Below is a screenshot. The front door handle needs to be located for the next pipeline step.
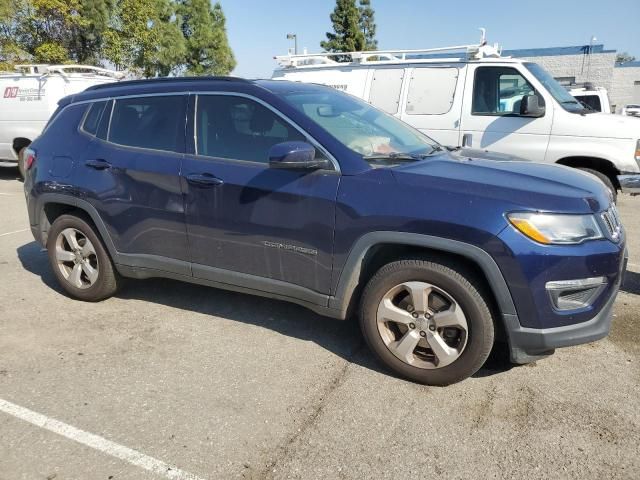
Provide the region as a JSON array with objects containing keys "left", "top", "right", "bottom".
[
  {"left": 85, "top": 159, "right": 111, "bottom": 170},
  {"left": 186, "top": 173, "right": 224, "bottom": 187},
  {"left": 461, "top": 133, "right": 472, "bottom": 148}
]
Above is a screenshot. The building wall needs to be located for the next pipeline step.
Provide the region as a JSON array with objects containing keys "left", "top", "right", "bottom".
[
  {"left": 516, "top": 52, "right": 616, "bottom": 92},
  {"left": 611, "top": 66, "right": 640, "bottom": 112}
]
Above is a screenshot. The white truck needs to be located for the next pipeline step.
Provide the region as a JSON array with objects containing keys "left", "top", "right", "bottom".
[
  {"left": 568, "top": 84, "right": 611, "bottom": 113},
  {"left": 273, "top": 36, "right": 640, "bottom": 197},
  {"left": 0, "top": 64, "right": 121, "bottom": 177}
]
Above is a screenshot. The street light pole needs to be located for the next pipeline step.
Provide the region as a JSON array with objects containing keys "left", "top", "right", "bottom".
[{"left": 286, "top": 33, "right": 298, "bottom": 55}]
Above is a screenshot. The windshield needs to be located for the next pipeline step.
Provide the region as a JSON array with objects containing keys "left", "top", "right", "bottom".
[
  {"left": 279, "top": 89, "right": 440, "bottom": 165},
  {"left": 525, "top": 63, "right": 589, "bottom": 114}
]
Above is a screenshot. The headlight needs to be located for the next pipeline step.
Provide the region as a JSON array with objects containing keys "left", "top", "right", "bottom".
[{"left": 507, "top": 212, "right": 603, "bottom": 244}]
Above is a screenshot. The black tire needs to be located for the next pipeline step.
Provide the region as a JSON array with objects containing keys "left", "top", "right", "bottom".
[
  {"left": 17, "top": 147, "right": 26, "bottom": 180},
  {"left": 578, "top": 167, "right": 617, "bottom": 202},
  {"left": 359, "top": 258, "right": 494, "bottom": 386},
  {"left": 47, "top": 214, "right": 120, "bottom": 301}
]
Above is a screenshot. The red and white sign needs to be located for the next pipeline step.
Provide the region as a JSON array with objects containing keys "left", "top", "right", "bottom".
[{"left": 3, "top": 87, "right": 18, "bottom": 98}]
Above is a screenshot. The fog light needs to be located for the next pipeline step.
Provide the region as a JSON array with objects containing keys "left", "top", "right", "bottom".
[{"left": 546, "top": 277, "right": 606, "bottom": 311}]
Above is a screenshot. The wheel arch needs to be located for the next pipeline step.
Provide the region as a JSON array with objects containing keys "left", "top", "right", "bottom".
[
  {"left": 12, "top": 137, "right": 32, "bottom": 155},
  {"left": 556, "top": 156, "right": 621, "bottom": 189},
  {"left": 36, "top": 194, "right": 118, "bottom": 259},
  {"left": 329, "top": 232, "right": 517, "bottom": 326}
]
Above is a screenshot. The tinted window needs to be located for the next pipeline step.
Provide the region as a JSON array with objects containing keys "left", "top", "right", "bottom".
[
  {"left": 82, "top": 101, "right": 107, "bottom": 135},
  {"left": 96, "top": 100, "right": 113, "bottom": 140},
  {"left": 472, "top": 67, "right": 543, "bottom": 115},
  {"left": 575, "top": 94, "right": 601, "bottom": 112},
  {"left": 196, "top": 95, "right": 307, "bottom": 163},
  {"left": 109, "top": 96, "right": 186, "bottom": 152}
]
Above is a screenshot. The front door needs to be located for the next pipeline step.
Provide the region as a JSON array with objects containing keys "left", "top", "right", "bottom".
[
  {"left": 182, "top": 94, "right": 339, "bottom": 295},
  {"left": 459, "top": 64, "right": 553, "bottom": 162}
]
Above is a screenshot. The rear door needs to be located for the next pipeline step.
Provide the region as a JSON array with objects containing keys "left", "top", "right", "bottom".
[
  {"left": 76, "top": 94, "right": 190, "bottom": 273},
  {"left": 181, "top": 93, "right": 339, "bottom": 295},
  {"left": 399, "top": 65, "right": 465, "bottom": 147},
  {"left": 367, "top": 68, "right": 405, "bottom": 116},
  {"left": 459, "top": 64, "right": 552, "bottom": 162}
]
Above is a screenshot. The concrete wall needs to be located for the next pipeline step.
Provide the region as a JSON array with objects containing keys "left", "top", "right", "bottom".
[
  {"left": 516, "top": 52, "right": 617, "bottom": 92},
  {"left": 611, "top": 66, "right": 640, "bottom": 112}
]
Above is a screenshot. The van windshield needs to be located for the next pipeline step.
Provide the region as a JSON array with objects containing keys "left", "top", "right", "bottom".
[
  {"left": 279, "top": 89, "right": 441, "bottom": 165},
  {"left": 525, "top": 63, "right": 589, "bottom": 113}
]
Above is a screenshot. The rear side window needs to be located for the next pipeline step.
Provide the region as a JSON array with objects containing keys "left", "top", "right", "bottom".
[
  {"left": 109, "top": 95, "right": 186, "bottom": 152},
  {"left": 575, "top": 94, "right": 602, "bottom": 112},
  {"left": 406, "top": 67, "right": 459, "bottom": 115},
  {"left": 196, "top": 95, "right": 307, "bottom": 163},
  {"left": 369, "top": 68, "right": 404, "bottom": 114},
  {"left": 82, "top": 101, "right": 108, "bottom": 135}
]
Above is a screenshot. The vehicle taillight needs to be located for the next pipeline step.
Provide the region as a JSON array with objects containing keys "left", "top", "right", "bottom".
[{"left": 24, "top": 148, "right": 36, "bottom": 170}]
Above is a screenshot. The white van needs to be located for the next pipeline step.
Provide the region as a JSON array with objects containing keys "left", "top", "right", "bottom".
[
  {"left": 0, "top": 64, "right": 121, "bottom": 177},
  {"left": 273, "top": 39, "right": 640, "bottom": 196}
]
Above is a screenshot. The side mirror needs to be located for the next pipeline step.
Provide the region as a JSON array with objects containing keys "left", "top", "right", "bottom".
[
  {"left": 520, "top": 94, "right": 545, "bottom": 117},
  {"left": 268, "top": 141, "right": 328, "bottom": 170}
]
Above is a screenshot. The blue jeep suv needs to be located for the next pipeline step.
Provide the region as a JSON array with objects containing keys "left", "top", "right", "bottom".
[{"left": 23, "top": 77, "right": 627, "bottom": 385}]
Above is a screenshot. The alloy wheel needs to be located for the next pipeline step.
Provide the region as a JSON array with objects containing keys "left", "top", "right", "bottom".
[
  {"left": 54, "top": 227, "right": 99, "bottom": 289},
  {"left": 376, "top": 281, "right": 468, "bottom": 369}
]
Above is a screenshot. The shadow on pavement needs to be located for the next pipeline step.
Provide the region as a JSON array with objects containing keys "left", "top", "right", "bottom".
[
  {"left": 16, "top": 240, "right": 513, "bottom": 383},
  {"left": 0, "top": 166, "right": 21, "bottom": 182},
  {"left": 621, "top": 270, "right": 640, "bottom": 295}
]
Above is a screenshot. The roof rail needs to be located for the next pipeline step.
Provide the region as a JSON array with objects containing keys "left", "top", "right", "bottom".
[
  {"left": 275, "top": 29, "right": 501, "bottom": 68},
  {"left": 84, "top": 75, "right": 252, "bottom": 92},
  {"left": 8, "top": 64, "right": 124, "bottom": 78}
]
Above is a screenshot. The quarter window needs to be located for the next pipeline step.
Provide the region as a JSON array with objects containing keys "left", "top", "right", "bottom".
[
  {"left": 406, "top": 67, "right": 459, "bottom": 115},
  {"left": 82, "top": 101, "right": 108, "bottom": 136},
  {"left": 196, "top": 95, "right": 308, "bottom": 163},
  {"left": 472, "top": 67, "right": 543, "bottom": 116},
  {"left": 109, "top": 96, "right": 186, "bottom": 152}
]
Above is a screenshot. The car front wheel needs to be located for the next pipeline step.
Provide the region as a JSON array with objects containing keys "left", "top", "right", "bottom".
[{"left": 360, "top": 258, "right": 494, "bottom": 385}]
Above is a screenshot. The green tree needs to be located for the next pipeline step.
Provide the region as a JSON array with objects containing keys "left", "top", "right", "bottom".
[
  {"left": 104, "top": 0, "right": 185, "bottom": 77},
  {"left": 70, "top": 0, "right": 116, "bottom": 63},
  {"left": 321, "top": 0, "right": 365, "bottom": 53},
  {"left": 358, "top": 0, "right": 376, "bottom": 50},
  {"left": 615, "top": 52, "right": 636, "bottom": 65},
  {"left": 178, "top": 0, "right": 236, "bottom": 75}
]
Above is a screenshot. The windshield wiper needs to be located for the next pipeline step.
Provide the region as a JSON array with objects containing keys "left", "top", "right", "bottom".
[{"left": 362, "top": 152, "right": 420, "bottom": 161}]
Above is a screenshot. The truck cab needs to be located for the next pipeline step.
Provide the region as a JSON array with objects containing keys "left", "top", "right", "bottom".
[{"left": 273, "top": 39, "right": 640, "bottom": 198}]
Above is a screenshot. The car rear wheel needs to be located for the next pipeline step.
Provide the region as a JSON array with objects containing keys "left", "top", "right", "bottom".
[
  {"left": 47, "top": 214, "right": 120, "bottom": 301},
  {"left": 359, "top": 258, "right": 494, "bottom": 385},
  {"left": 578, "top": 168, "right": 617, "bottom": 202}
]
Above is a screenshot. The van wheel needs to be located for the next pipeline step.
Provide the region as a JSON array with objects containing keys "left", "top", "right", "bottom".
[
  {"left": 578, "top": 168, "right": 617, "bottom": 202},
  {"left": 359, "top": 259, "right": 494, "bottom": 386},
  {"left": 17, "top": 147, "right": 26, "bottom": 179},
  {"left": 47, "top": 214, "right": 120, "bottom": 301}
]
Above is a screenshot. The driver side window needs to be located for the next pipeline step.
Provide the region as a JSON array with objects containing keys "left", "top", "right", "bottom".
[{"left": 472, "top": 67, "right": 543, "bottom": 116}]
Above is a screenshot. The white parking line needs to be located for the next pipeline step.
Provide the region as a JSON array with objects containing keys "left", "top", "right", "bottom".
[
  {"left": 0, "top": 192, "right": 14, "bottom": 196},
  {"left": 0, "top": 228, "right": 28, "bottom": 237},
  {"left": 628, "top": 262, "right": 640, "bottom": 270},
  {"left": 0, "top": 398, "right": 206, "bottom": 480}
]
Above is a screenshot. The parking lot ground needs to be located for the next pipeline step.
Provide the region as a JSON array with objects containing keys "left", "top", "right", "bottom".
[{"left": 0, "top": 167, "right": 638, "bottom": 480}]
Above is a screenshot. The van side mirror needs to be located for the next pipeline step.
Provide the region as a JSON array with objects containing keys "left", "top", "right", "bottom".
[
  {"left": 268, "top": 141, "right": 329, "bottom": 170},
  {"left": 520, "top": 94, "right": 545, "bottom": 117}
]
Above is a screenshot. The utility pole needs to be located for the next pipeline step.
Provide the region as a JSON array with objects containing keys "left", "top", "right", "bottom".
[
  {"left": 286, "top": 33, "right": 298, "bottom": 55},
  {"left": 586, "top": 35, "right": 596, "bottom": 82}
]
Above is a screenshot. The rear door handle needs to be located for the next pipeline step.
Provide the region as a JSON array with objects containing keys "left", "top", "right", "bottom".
[
  {"left": 185, "top": 173, "right": 224, "bottom": 187},
  {"left": 85, "top": 159, "right": 111, "bottom": 170}
]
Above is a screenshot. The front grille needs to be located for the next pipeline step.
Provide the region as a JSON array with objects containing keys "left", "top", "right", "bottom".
[{"left": 601, "top": 205, "right": 622, "bottom": 241}]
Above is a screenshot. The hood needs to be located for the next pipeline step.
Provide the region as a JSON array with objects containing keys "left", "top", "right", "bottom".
[
  {"left": 552, "top": 111, "right": 640, "bottom": 139},
  {"left": 391, "top": 151, "right": 611, "bottom": 214}
]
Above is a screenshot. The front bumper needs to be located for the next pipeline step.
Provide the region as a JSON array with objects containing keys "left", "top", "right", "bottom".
[
  {"left": 618, "top": 174, "right": 640, "bottom": 195},
  {"left": 505, "top": 252, "right": 627, "bottom": 364}
]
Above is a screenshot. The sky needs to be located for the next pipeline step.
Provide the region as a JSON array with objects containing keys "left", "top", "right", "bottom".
[{"left": 218, "top": 0, "right": 640, "bottom": 78}]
